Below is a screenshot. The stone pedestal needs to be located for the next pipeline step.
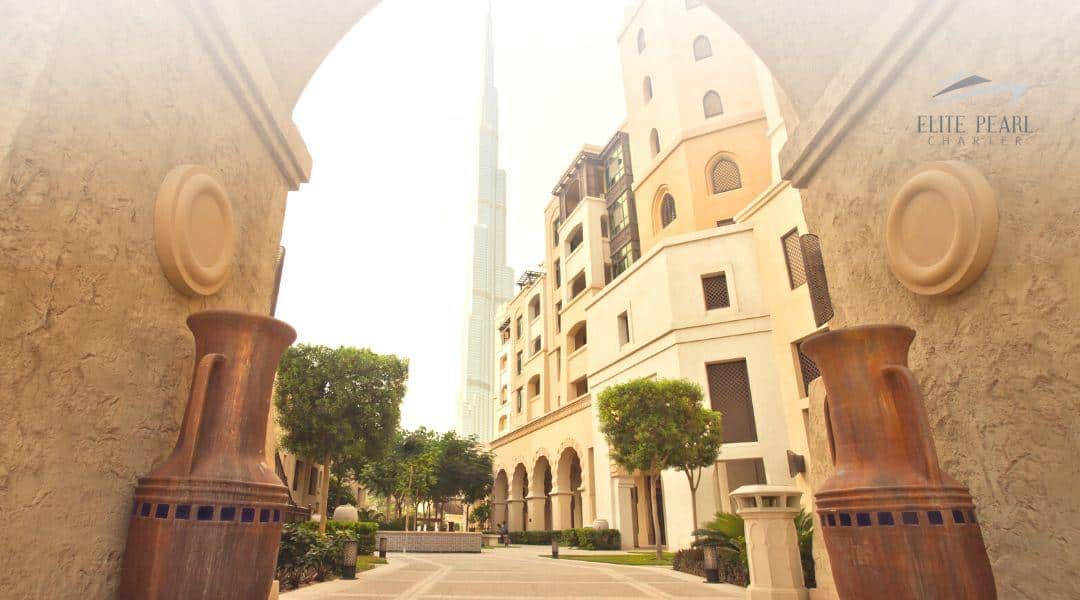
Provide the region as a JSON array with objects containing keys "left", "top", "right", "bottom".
[
  {"left": 550, "top": 491, "right": 574, "bottom": 530},
  {"left": 732, "top": 485, "right": 809, "bottom": 600},
  {"left": 507, "top": 498, "right": 525, "bottom": 532},
  {"left": 525, "top": 495, "right": 547, "bottom": 531}
]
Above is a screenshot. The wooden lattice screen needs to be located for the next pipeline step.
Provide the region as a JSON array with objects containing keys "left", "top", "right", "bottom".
[
  {"left": 702, "top": 274, "right": 730, "bottom": 309},
  {"left": 707, "top": 360, "right": 757, "bottom": 443}
]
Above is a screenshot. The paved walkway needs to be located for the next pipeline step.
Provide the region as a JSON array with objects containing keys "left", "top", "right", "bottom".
[{"left": 281, "top": 546, "right": 745, "bottom": 599}]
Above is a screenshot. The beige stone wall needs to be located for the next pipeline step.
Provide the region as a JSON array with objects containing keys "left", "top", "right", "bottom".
[
  {"left": 0, "top": 3, "right": 296, "bottom": 597},
  {"left": 780, "top": 2, "right": 1080, "bottom": 597}
]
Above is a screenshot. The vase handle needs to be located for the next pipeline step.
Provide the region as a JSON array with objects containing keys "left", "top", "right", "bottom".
[
  {"left": 880, "top": 364, "right": 942, "bottom": 483},
  {"left": 176, "top": 353, "right": 226, "bottom": 475}
]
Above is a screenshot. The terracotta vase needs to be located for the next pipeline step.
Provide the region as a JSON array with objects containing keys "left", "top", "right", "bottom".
[
  {"left": 118, "top": 310, "right": 296, "bottom": 600},
  {"left": 802, "top": 325, "right": 996, "bottom": 599}
]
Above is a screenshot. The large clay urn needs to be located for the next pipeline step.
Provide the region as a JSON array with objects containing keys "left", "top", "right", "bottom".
[
  {"left": 118, "top": 310, "right": 296, "bottom": 599},
  {"left": 802, "top": 325, "right": 995, "bottom": 599}
]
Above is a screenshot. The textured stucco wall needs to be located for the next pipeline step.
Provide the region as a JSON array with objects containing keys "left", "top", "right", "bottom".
[
  {"left": 0, "top": 2, "right": 291, "bottom": 598},
  {"left": 794, "top": 2, "right": 1080, "bottom": 597}
]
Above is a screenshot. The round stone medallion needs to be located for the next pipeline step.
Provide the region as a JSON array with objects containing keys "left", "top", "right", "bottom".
[
  {"left": 885, "top": 161, "right": 997, "bottom": 296},
  {"left": 154, "top": 165, "right": 237, "bottom": 296}
]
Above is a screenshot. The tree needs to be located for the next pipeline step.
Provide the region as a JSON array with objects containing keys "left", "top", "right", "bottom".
[
  {"left": 471, "top": 501, "right": 492, "bottom": 532},
  {"left": 275, "top": 344, "right": 408, "bottom": 533},
  {"left": 598, "top": 378, "right": 717, "bottom": 559},
  {"left": 326, "top": 474, "right": 357, "bottom": 510},
  {"left": 428, "top": 431, "right": 493, "bottom": 530},
  {"left": 667, "top": 385, "right": 723, "bottom": 530}
]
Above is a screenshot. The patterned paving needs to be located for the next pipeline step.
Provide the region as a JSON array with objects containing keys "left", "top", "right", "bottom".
[{"left": 281, "top": 546, "right": 746, "bottom": 599}]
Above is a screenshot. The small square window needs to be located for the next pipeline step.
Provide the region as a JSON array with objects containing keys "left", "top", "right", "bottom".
[
  {"left": 220, "top": 506, "right": 236, "bottom": 521},
  {"left": 952, "top": 509, "right": 966, "bottom": 524},
  {"left": 825, "top": 514, "right": 836, "bottom": 527},
  {"left": 901, "top": 511, "right": 919, "bottom": 525},
  {"left": 838, "top": 513, "right": 852, "bottom": 527},
  {"left": 260, "top": 508, "right": 271, "bottom": 523},
  {"left": 175, "top": 505, "right": 192, "bottom": 520},
  {"left": 273, "top": 509, "right": 281, "bottom": 523},
  {"left": 877, "top": 511, "right": 895, "bottom": 526},
  {"left": 140, "top": 502, "right": 151, "bottom": 518},
  {"left": 617, "top": 312, "right": 630, "bottom": 346},
  {"left": 242, "top": 508, "right": 256, "bottom": 523},
  {"left": 928, "top": 510, "right": 944, "bottom": 525},
  {"left": 702, "top": 274, "right": 730, "bottom": 309},
  {"left": 155, "top": 504, "right": 170, "bottom": 519},
  {"left": 855, "top": 513, "right": 872, "bottom": 527},
  {"left": 197, "top": 506, "right": 215, "bottom": 521}
]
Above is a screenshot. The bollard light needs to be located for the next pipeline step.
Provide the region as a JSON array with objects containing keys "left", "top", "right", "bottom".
[
  {"left": 378, "top": 536, "right": 387, "bottom": 559},
  {"left": 340, "top": 539, "right": 358, "bottom": 580},
  {"left": 551, "top": 537, "right": 559, "bottom": 559},
  {"left": 703, "top": 545, "right": 720, "bottom": 584}
]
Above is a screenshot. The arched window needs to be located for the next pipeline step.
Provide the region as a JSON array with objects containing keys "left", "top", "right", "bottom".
[
  {"left": 499, "top": 415, "right": 508, "bottom": 432},
  {"left": 649, "top": 129, "right": 660, "bottom": 156},
  {"left": 693, "top": 35, "right": 712, "bottom": 61},
  {"left": 637, "top": 28, "right": 646, "bottom": 53},
  {"left": 710, "top": 158, "right": 742, "bottom": 194},
  {"left": 643, "top": 76, "right": 653, "bottom": 103},
  {"left": 703, "top": 90, "right": 723, "bottom": 118},
  {"left": 660, "top": 194, "right": 677, "bottom": 228}
]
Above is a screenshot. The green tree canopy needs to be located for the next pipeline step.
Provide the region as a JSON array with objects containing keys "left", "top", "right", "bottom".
[
  {"left": 598, "top": 378, "right": 721, "bottom": 557},
  {"left": 275, "top": 344, "right": 408, "bottom": 532}
]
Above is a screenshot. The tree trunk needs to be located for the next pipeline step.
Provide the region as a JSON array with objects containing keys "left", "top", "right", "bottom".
[
  {"left": 685, "top": 469, "right": 700, "bottom": 531},
  {"left": 650, "top": 472, "right": 664, "bottom": 561},
  {"left": 318, "top": 458, "right": 332, "bottom": 534},
  {"left": 464, "top": 502, "right": 470, "bottom": 532}
]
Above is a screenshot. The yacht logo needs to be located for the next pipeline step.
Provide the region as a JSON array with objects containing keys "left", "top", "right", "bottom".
[{"left": 931, "top": 73, "right": 1029, "bottom": 105}]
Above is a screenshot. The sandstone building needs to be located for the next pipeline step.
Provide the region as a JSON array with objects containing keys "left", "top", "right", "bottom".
[{"left": 488, "top": 0, "right": 825, "bottom": 552}]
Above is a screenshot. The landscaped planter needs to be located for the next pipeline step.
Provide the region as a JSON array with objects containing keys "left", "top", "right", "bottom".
[{"left": 375, "top": 531, "right": 482, "bottom": 553}]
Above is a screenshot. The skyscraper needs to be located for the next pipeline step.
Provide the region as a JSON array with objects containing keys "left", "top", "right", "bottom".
[{"left": 459, "top": 6, "right": 514, "bottom": 442}]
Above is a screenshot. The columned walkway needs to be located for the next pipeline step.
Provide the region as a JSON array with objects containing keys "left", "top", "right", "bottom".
[{"left": 281, "top": 546, "right": 745, "bottom": 599}]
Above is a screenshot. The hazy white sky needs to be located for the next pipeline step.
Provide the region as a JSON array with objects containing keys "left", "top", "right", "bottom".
[{"left": 278, "top": 0, "right": 634, "bottom": 431}]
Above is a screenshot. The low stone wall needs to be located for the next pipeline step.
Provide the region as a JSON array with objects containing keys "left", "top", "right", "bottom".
[{"left": 375, "top": 531, "right": 482, "bottom": 553}]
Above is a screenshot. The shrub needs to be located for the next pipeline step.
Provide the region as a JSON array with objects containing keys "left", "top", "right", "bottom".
[
  {"left": 556, "top": 528, "right": 621, "bottom": 550},
  {"left": 508, "top": 530, "right": 559, "bottom": 545},
  {"left": 326, "top": 520, "right": 378, "bottom": 556},
  {"left": 671, "top": 547, "right": 749, "bottom": 586},
  {"left": 378, "top": 516, "right": 406, "bottom": 531},
  {"left": 685, "top": 510, "right": 815, "bottom": 588}
]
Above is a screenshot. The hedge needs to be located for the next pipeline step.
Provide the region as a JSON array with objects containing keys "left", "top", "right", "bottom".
[
  {"left": 509, "top": 528, "right": 620, "bottom": 549},
  {"left": 558, "top": 528, "right": 621, "bottom": 550},
  {"left": 672, "top": 547, "right": 749, "bottom": 587}
]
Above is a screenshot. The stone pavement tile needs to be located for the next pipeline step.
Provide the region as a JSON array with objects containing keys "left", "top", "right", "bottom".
[
  {"left": 644, "top": 581, "right": 746, "bottom": 598},
  {"left": 424, "top": 581, "right": 650, "bottom": 597},
  {"left": 441, "top": 571, "right": 615, "bottom": 583}
]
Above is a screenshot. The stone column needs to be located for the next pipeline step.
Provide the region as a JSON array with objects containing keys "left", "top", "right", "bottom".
[
  {"left": 492, "top": 501, "right": 508, "bottom": 530},
  {"left": 549, "top": 491, "right": 574, "bottom": 530},
  {"left": 732, "top": 485, "right": 809, "bottom": 600},
  {"left": 525, "top": 494, "right": 547, "bottom": 531},
  {"left": 573, "top": 491, "right": 584, "bottom": 528},
  {"left": 507, "top": 499, "right": 525, "bottom": 532},
  {"left": 614, "top": 477, "right": 636, "bottom": 549}
]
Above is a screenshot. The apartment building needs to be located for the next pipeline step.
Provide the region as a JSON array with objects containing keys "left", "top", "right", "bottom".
[{"left": 488, "top": 0, "right": 827, "bottom": 550}]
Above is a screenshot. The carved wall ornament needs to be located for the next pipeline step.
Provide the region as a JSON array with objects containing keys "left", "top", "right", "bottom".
[
  {"left": 154, "top": 165, "right": 238, "bottom": 296},
  {"left": 885, "top": 160, "right": 997, "bottom": 296}
]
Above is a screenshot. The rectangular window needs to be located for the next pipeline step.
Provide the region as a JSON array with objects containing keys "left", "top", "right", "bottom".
[
  {"left": 308, "top": 466, "right": 319, "bottom": 496},
  {"left": 608, "top": 191, "right": 631, "bottom": 237},
  {"left": 516, "top": 315, "right": 523, "bottom": 337},
  {"left": 515, "top": 388, "right": 523, "bottom": 413},
  {"left": 516, "top": 351, "right": 523, "bottom": 374},
  {"left": 554, "top": 301, "right": 562, "bottom": 332},
  {"left": 605, "top": 145, "right": 625, "bottom": 188},
  {"left": 532, "top": 336, "right": 542, "bottom": 355},
  {"left": 554, "top": 260, "right": 561, "bottom": 287},
  {"left": 706, "top": 360, "right": 757, "bottom": 443},
  {"left": 702, "top": 273, "right": 730, "bottom": 309},
  {"left": 617, "top": 312, "right": 630, "bottom": 346},
  {"left": 573, "top": 377, "right": 589, "bottom": 398},
  {"left": 782, "top": 229, "right": 806, "bottom": 289},
  {"left": 554, "top": 348, "right": 562, "bottom": 380},
  {"left": 611, "top": 242, "right": 635, "bottom": 278},
  {"left": 796, "top": 340, "right": 821, "bottom": 397}
]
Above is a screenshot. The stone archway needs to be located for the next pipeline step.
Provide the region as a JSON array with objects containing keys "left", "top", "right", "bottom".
[
  {"left": 508, "top": 463, "right": 528, "bottom": 532},
  {"left": 492, "top": 469, "right": 509, "bottom": 531},
  {"left": 528, "top": 456, "right": 553, "bottom": 531},
  {"left": 554, "top": 446, "right": 584, "bottom": 530}
]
